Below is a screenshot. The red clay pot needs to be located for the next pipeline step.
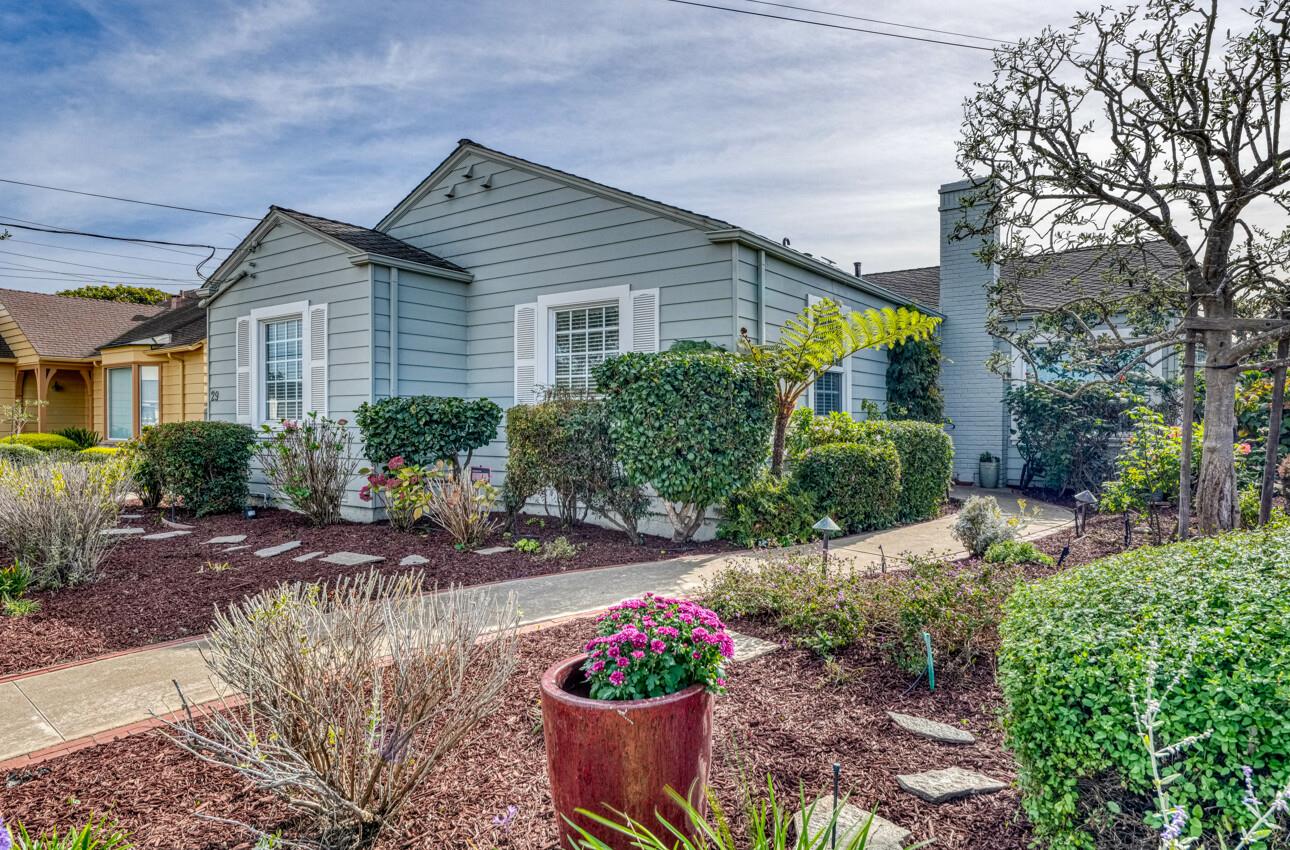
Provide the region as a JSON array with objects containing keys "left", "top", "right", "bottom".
[{"left": 541, "top": 653, "right": 714, "bottom": 848}]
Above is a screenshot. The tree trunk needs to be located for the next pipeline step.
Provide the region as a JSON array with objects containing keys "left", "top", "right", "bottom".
[
  {"left": 769, "top": 401, "right": 793, "bottom": 477},
  {"left": 1197, "top": 329, "right": 1239, "bottom": 534}
]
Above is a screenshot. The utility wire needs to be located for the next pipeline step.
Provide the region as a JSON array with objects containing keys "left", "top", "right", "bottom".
[
  {"left": 733, "top": 0, "right": 1005, "bottom": 44},
  {"left": 659, "top": 0, "right": 997, "bottom": 51},
  {"left": 0, "top": 220, "right": 233, "bottom": 251},
  {"left": 0, "top": 177, "right": 260, "bottom": 220},
  {"left": 0, "top": 262, "right": 201, "bottom": 284},
  {"left": 4, "top": 238, "right": 205, "bottom": 267},
  {"left": 0, "top": 248, "right": 201, "bottom": 282},
  {"left": 0, "top": 214, "right": 231, "bottom": 257},
  {"left": 0, "top": 273, "right": 199, "bottom": 288}
]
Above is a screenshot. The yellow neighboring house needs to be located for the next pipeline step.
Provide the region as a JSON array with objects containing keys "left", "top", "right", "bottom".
[{"left": 0, "top": 288, "right": 207, "bottom": 441}]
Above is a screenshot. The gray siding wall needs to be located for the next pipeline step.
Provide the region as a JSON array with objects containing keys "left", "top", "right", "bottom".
[
  {"left": 207, "top": 218, "right": 373, "bottom": 515},
  {"left": 937, "top": 180, "right": 1008, "bottom": 484},
  {"left": 375, "top": 266, "right": 468, "bottom": 400}
]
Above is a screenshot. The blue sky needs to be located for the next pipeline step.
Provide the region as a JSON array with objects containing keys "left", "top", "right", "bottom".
[{"left": 0, "top": 0, "right": 1093, "bottom": 293}]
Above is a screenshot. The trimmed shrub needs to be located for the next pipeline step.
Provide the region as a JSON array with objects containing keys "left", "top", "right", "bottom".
[
  {"left": 78, "top": 446, "right": 119, "bottom": 462},
  {"left": 595, "top": 351, "right": 775, "bottom": 542},
  {"left": 792, "top": 441, "right": 901, "bottom": 533},
  {"left": 139, "top": 421, "right": 257, "bottom": 517},
  {"left": 999, "top": 526, "right": 1290, "bottom": 849},
  {"left": 55, "top": 426, "right": 101, "bottom": 449},
  {"left": 951, "top": 495, "right": 1016, "bottom": 557},
  {"left": 983, "top": 538, "right": 1054, "bottom": 566},
  {"left": 0, "top": 443, "right": 42, "bottom": 465},
  {"left": 716, "top": 472, "right": 817, "bottom": 547},
  {"left": 4, "top": 432, "right": 80, "bottom": 453},
  {"left": 355, "top": 395, "right": 501, "bottom": 471}
]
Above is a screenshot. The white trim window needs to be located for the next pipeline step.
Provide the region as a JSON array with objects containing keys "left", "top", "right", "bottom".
[
  {"left": 139, "top": 365, "right": 160, "bottom": 429},
  {"left": 236, "top": 300, "right": 328, "bottom": 426},
  {"left": 263, "top": 316, "right": 304, "bottom": 422},
  {"left": 106, "top": 367, "right": 133, "bottom": 441},
  {"left": 553, "top": 303, "right": 620, "bottom": 391}
]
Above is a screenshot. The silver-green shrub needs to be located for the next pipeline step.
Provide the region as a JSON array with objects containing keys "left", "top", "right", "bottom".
[{"left": 951, "top": 495, "right": 1017, "bottom": 557}]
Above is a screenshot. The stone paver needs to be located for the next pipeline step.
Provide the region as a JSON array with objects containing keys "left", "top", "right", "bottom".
[
  {"left": 161, "top": 518, "right": 196, "bottom": 531},
  {"left": 0, "top": 683, "right": 62, "bottom": 762},
  {"left": 118, "top": 513, "right": 143, "bottom": 520},
  {"left": 203, "top": 535, "right": 246, "bottom": 545},
  {"left": 400, "top": 554, "right": 429, "bottom": 566},
  {"left": 292, "top": 551, "right": 324, "bottom": 562},
  {"left": 320, "top": 552, "right": 385, "bottom": 567},
  {"left": 727, "top": 630, "right": 781, "bottom": 663},
  {"left": 474, "top": 545, "right": 514, "bottom": 555},
  {"left": 102, "top": 527, "right": 145, "bottom": 536},
  {"left": 887, "top": 711, "right": 976, "bottom": 745},
  {"left": 141, "top": 530, "right": 192, "bottom": 540},
  {"left": 895, "top": 767, "right": 1007, "bottom": 803},
  {"left": 255, "top": 541, "right": 301, "bottom": 558},
  {"left": 222, "top": 545, "right": 250, "bottom": 552},
  {"left": 792, "top": 800, "right": 910, "bottom": 850}
]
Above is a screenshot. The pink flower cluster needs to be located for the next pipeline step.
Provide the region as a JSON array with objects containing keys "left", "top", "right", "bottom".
[{"left": 579, "top": 593, "right": 732, "bottom": 701}]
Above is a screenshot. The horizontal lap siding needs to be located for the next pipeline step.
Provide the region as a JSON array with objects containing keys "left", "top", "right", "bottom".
[{"left": 393, "top": 269, "right": 468, "bottom": 397}]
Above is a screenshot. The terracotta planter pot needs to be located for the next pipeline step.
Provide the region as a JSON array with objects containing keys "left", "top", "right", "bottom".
[{"left": 541, "top": 654, "right": 714, "bottom": 848}]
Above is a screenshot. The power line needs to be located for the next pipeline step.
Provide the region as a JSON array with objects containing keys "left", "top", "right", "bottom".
[
  {"left": 0, "top": 177, "right": 261, "bottom": 220},
  {"left": 0, "top": 273, "right": 199, "bottom": 288},
  {"left": 0, "top": 214, "right": 231, "bottom": 257},
  {"left": 0, "top": 219, "right": 234, "bottom": 252},
  {"left": 659, "top": 0, "right": 997, "bottom": 51},
  {"left": 0, "top": 262, "right": 201, "bottom": 284},
  {"left": 4, "top": 238, "right": 205, "bottom": 267},
  {"left": 734, "top": 0, "right": 1005, "bottom": 44},
  {"left": 0, "top": 248, "right": 202, "bottom": 282}
]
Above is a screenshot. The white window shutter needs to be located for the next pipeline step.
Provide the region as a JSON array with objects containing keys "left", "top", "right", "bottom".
[
  {"left": 514, "top": 303, "right": 537, "bottom": 404},
  {"left": 629, "top": 288, "right": 659, "bottom": 353},
  {"left": 307, "top": 303, "right": 328, "bottom": 416},
  {"left": 235, "top": 316, "right": 252, "bottom": 424}
]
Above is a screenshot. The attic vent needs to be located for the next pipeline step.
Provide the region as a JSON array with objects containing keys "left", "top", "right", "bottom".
[{"left": 445, "top": 183, "right": 458, "bottom": 198}]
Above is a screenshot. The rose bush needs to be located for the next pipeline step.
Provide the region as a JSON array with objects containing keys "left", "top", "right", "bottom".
[{"left": 581, "top": 594, "right": 733, "bottom": 701}]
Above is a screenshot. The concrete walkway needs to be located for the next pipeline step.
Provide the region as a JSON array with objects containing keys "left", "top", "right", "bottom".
[{"left": 0, "top": 487, "right": 1068, "bottom": 765}]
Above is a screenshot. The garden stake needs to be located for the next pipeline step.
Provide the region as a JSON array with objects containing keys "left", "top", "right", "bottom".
[
  {"left": 832, "top": 761, "right": 841, "bottom": 850},
  {"left": 1123, "top": 511, "right": 1132, "bottom": 548},
  {"left": 923, "top": 631, "right": 935, "bottom": 692},
  {"left": 1057, "top": 544, "right": 1070, "bottom": 568}
]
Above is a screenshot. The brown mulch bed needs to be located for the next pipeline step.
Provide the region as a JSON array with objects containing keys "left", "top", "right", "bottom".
[
  {"left": 0, "top": 509, "right": 732, "bottom": 677},
  {"left": 0, "top": 617, "right": 1029, "bottom": 850}
]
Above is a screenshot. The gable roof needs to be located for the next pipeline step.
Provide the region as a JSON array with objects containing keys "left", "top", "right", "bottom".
[
  {"left": 272, "top": 207, "right": 465, "bottom": 272},
  {"left": 867, "top": 241, "right": 1181, "bottom": 311},
  {"left": 0, "top": 288, "right": 165, "bottom": 359},
  {"left": 101, "top": 292, "right": 206, "bottom": 350}
]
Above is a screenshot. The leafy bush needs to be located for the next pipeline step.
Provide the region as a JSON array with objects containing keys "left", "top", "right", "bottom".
[
  {"left": 257, "top": 413, "right": 357, "bottom": 526},
  {"left": 951, "top": 495, "right": 1016, "bottom": 557},
  {"left": 0, "top": 454, "right": 133, "bottom": 589},
  {"left": 595, "top": 350, "right": 775, "bottom": 542},
  {"left": 998, "top": 526, "right": 1290, "bottom": 849},
  {"left": 359, "top": 457, "right": 434, "bottom": 531},
  {"left": 513, "top": 537, "right": 541, "bottom": 554},
  {"left": 867, "top": 557, "right": 1023, "bottom": 674},
  {"left": 885, "top": 336, "right": 944, "bottom": 423},
  {"left": 78, "top": 446, "right": 119, "bottom": 461},
  {"left": 539, "top": 535, "right": 581, "bottom": 561},
  {"left": 54, "top": 426, "right": 100, "bottom": 449},
  {"left": 139, "top": 422, "right": 257, "bottom": 516},
  {"left": 3, "top": 597, "right": 40, "bottom": 618},
  {"left": 120, "top": 439, "right": 161, "bottom": 508},
  {"left": 0, "top": 561, "right": 31, "bottom": 600},
  {"left": 163, "top": 571, "right": 519, "bottom": 847},
  {"left": 792, "top": 441, "right": 901, "bottom": 533},
  {"left": 6, "top": 817, "right": 134, "bottom": 850},
  {"left": 4, "top": 432, "right": 80, "bottom": 452},
  {"left": 580, "top": 594, "right": 732, "bottom": 700},
  {"left": 983, "top": 538, "right": 1054, "bottom": 566},
  {"left": 716, "top": 472, "right": 817, "bottom": 547},
  {"left": 355, "top": 395, "right": 501, "bottom": 471},
  {"left": 0, "top": 443, "right": 41, "bottom": 465},
  {"left": 423, "top": 464, "right": 500, "bottom": 548},
  {"left": 1099, "top": 406, "right": 1204, "bottom": 513}
]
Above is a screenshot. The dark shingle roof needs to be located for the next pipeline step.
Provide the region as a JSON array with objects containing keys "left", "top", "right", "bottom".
[
  {"left": 866, "top": 241, "right": 1181, "bottom": 311},
  {"left": 272, "top": 207, "right": 465, "bottom": 272},
  {"left": 0, "top": 288, "right": 165, "bottom": 358},
  {"left": 102, "top": 292, "right": 206, "bottom": 350}
]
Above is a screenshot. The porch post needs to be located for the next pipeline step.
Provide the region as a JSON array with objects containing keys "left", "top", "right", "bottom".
[{"left": 35, "top": 366, "right": 52, "bottom": 433}]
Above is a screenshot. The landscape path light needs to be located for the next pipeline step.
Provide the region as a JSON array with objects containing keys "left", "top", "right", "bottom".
[{"left": 813, "top": 516, "right": 840, "bottom": 570}]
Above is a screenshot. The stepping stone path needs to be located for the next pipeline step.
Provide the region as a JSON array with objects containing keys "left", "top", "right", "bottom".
[
  {"left": 400, "top": 554, "right": 429, "bottom": 566},
  {"left": 726, "top": 630, "right": 781, "bottom": 663},
  {"left": 255, "top": 541, "right": 302, "bottom": 558},
  {"left": 161, "top": 518, "right": 195, "bottom": 530},
  {"left": 203, "top": 535, "right": 246, "bottom": 545},
  {"left": 141, "top": 530, "right": 192, "bottom": 540},
  {"left": 119, "top": 513, "right": 143, "bottom": 520},
  {"left": 222, "top": 545, "right": 250, "bottom": 552},
  {"left": 792, "top": 800, "right": 910, "bottom": 850},
  {"left": 887, "top": 711, "right": 976, "bottom": 745},
  {"left": 895, "top": 767, "right": 1007, "bottom": 804},
  {"left": 292, "top": 551, "right": 324, "bottom": 562},
  {"left": 474, "top": 546, "right": 513, "bottom": 555},
  {"left": 102, "top": 527, "right": 145, "bottom": 536},
  {"left": 320, "top": 552, "right": 385, "bottom": 567}
]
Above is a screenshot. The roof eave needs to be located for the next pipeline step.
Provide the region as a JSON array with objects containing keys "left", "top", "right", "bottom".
[
  {"left": 706, "top": 229, "right": 944, "bottom": 318},
  {"left": 346, "top": 252, "right": 473, "bottom": 282}
]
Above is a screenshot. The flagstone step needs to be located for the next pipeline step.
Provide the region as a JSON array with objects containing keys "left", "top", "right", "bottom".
[
  {"left": 254, "top": 541, "right": 301, "bottom": 558},
  {"left": 792, "top": 800, "right": 910, "bottom": 850},
  {"left": 895, "top": 767, "right": 1007, "bottom": 803},
  {"left": 887, "top": 711, "right": 976, "bottom": 745}
]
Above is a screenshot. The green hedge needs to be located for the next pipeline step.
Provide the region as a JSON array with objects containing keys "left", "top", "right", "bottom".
[
  {"left": 792, "top": 441, "right": 900, "bottom": 532},
  {"left": 139, "top": 422, "right": 258, "bottom": 516},
  {"left": 716, "top": 472, "right": 817, "bottom": 547},
  {"left": 0, "top": 442, "right": 42, "bottom": 464},
  {"left": 999, "top": 525, "right": 1290, "bottom": 849},
  {"left": 4, "top": 432, "right": 80, "bottom": 452},
  {"left": 355, "top": 395, "right": 501, "bottom": 470}
]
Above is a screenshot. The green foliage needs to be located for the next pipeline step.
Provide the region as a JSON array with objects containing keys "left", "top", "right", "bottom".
[
  {"left": 998, "top": 526, "right": 1290, "bottom": 849},
  {"left": 983, "top": 538, "right": 1054, "bottom": 566},
  {"left": 951, "top": 495, "right": 1017, "bottom": 557},
  {"left": 3, "top": 432, "right": 80, "bottom": 452},
  {"left": 539, "top": 535, "right": 581, "bottom": 561},
  {"left": 1006, "top": 381, "right": 1142, "bottom": 495},
  {"left": 257, "top": 413, "right": 357, "bottom": 526},
  {"left": 139, "top": 421, "right": 257, "bottom": 516},
  {"left": 513, "top": 537, "right": 541, "bottom": 554},
  {"left": 55, "top": 427, "right": 100, "bottom": 449},
  {"left": 9, "top": 817, "right": 134, "bottom": 849},
  {"left": 354, "top": 395, "right": 501, "bottom": 471},
  {"left": 668, "top": 339, "right": 725, "bottom": 353},
  {"left": 77, "top": 446, "right": 119, "bottom": 462},
  {"left": 57, "top": 283, "right": 168, "bottom": 305},
  {"left": 792, "top": 441, "right": 901, "bottom": 533},
  {"left": 1234, "top": 369, "right": 1290, "bottom": 463},
  {"left": 119, "top": 439, "right": 161, "bottom": 508},
  {"left": 885, "top": 337, "right": 945, "bottom": 423},
  {"left": 359, "top": 458, "right": 434, "bottom": 531},
  {"left": 0, "top": 560, "right": 31, "bottom": 600},
  {"left": 595, "top": 350, "right": 775, "bottom": 542},
  {"left": 0, "top": 443, "right": 42, "bottom": 464},
  {"left": 3, "top": 596, "right": 40, "bottom": 617},
  {"left": 1099, "top": 407, "right": 1203, "bottom": 513},
  {"left": 716, "top": 472, "right": 817, "bottom": 547}
]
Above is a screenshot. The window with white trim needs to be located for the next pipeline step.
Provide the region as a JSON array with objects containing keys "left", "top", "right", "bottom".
[
  {"left": 139, "top": 365, "right": 160, "bottom": 429},
  {"left": 106, "top": 367, "right": 133, "bottom": 440},
  {"left": 813, "top": 369, "right": 843, "bottom": 415},
  {"left": 553, "top": 303, "right": 620, "bottom": 391},
  {"left": 263, "top": 316, "right": 303, "bottom": 421}
]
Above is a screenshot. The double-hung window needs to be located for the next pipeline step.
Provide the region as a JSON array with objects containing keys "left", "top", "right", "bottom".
[
  {"left": 106, "top": 364, "right": 162, "bottom": 440},
  {"left": 262, "top": 316, "right": 304, "bottom": 422},
  {"left": 812, "top": 369, "right": 843, "bottom": 415},
  {"left": 552, "top": 303, "right": 620, "bottom": 392},
  {"left": 235, "top": 301, "right": 327, "bottom": 426}
]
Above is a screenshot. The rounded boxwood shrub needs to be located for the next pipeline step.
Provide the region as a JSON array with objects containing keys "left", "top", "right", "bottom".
[
  {"left": 716, "top": 471, "right": 818, "bottom": 547},
  {"left": 791, "top": 441, "right": 901, "bottom": 532},
  {"left": 5, "top": 432, "right": 80, "bottom": 452},
  {"left": 0, "top": 442, "right": 42, "bottom": 464},
  {"left": 140, "top": 421, "right": 258, "bottom": 516},
  {"left": 355, "top": 395, "right": 501, "bottom": 471},
  {"left": 999, "top": 525, "right": 1290, "bottom": 849}
]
